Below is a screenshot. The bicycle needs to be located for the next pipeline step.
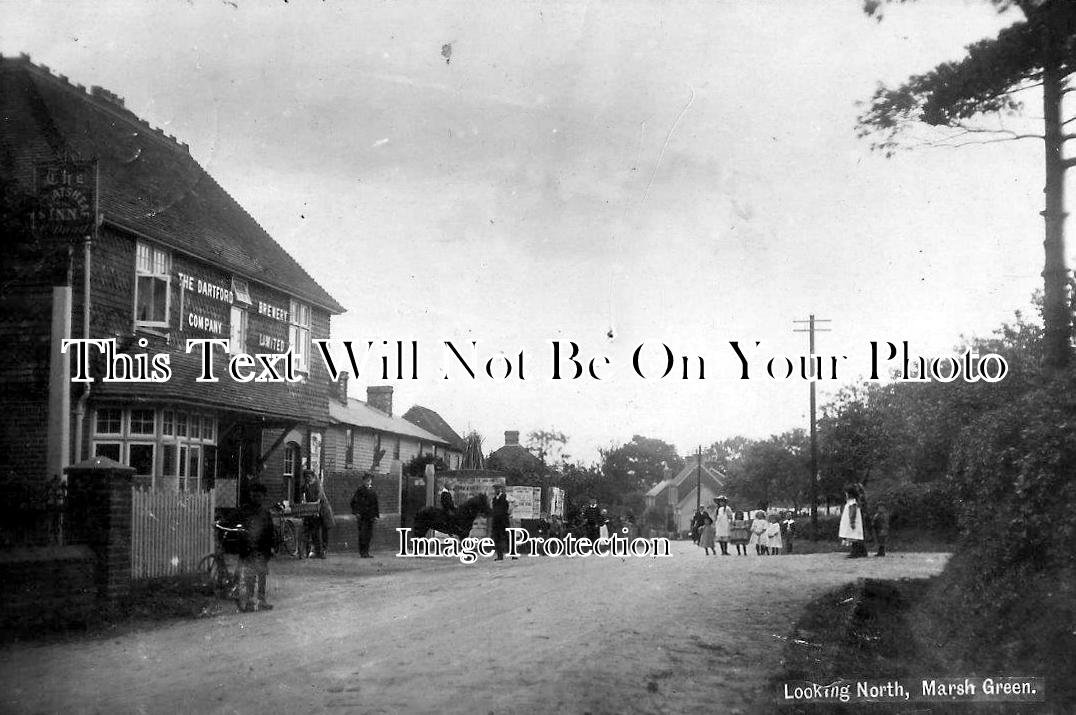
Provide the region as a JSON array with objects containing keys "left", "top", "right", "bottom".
[
  {"left": 199, "top": 521, "right": 243, "bottom": 600},
  {"left": 271, "top": 504, "right": 301, "bottom": 558}
]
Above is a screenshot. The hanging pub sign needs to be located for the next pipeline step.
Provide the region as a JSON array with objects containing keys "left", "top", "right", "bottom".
[{"left": 34, "top": 156, "right": 98, "bottom": 236}]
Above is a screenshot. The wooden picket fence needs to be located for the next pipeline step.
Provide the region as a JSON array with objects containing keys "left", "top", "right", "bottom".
[{"left": 131, "top": 487, "right": 215, "bottom": 580}]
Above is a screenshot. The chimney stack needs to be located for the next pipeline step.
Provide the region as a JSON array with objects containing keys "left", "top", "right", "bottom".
[
  {"left": 504, "top": 430, "right": 520, "bottom": 447},
  {"left": 367, "top": 386, "right": 393, "bottom": 416}
]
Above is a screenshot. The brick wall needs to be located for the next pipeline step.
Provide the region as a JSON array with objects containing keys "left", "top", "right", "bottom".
[
  {"left": 0, "top": 545, "right": 96, "bottom": 632},
  {"left": 323, "top": 469, "right": 401, "bottom": 554},
  {"left": 0, "top": 285, "right": 54, "bottom": 478},
  {"left": 65, "top": 462, "right": 133, "bottom": 600}
]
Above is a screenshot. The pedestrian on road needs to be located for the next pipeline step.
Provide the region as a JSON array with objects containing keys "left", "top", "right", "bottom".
[
  {"left": 713, "top": 496, "right": 733, "bottom": 555},
  {"left": 749, "top": 511, "right": 769, "bottom": 555},
  {"left": 766, "top": 514, "right": 783, "bottom": 555},
  {"left": 730, "top": 510, "right": 751, "bottom": 555},
  {"left": 838, "top": 485, "right": 866, "bottom": 558},
  {"left": 781, "top": 512, "right": 796, "bottom": 554},
  {"left": 871, "top": 503, "right": 890, "bottom": 557},
  {"left": 580, "top": 496, "right": 603, "bottom": 542},
  {"left": 698, "top": 512, "right": 716, "bottom": 555},
  {"left": 491, "top": 484, "right": 511, "bottom": 560},
  {"left": 235, "top": 482, "right": 275, "bottom": 612},
  {"left": 301, "top": 470, "right": 334, "bottom": 559},
  {"left": 689, "top": 507, "right": 706, "bottom": 545},
  {"left": 350, "top": 474, "right": 380, "bottom": 558},
  {"left": 599, "top": 508, "right": 610, "bottom": 540}
]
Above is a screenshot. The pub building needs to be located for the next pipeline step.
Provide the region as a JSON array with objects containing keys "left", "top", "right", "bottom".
[{"left": 0, "top": 53, "right": 345, "bottom": 505}]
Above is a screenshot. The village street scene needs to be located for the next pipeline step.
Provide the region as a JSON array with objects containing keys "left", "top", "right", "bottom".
[{"left": 1, "top": 1, "right": 1074, "bottom": 713}]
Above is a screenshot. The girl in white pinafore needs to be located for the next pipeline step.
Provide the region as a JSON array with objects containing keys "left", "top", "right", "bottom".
[
  {"left": 766, "top": 514, "right": 783, "bottom": 555},
  {"left": 748, "top": 511, "right": 769, "bottom": 555},
  {"left": 713, "top": 496, "right": 733, "bottom": 555},
  {"left": 838, "top": 487, "right": 866, "bottom": 558}
]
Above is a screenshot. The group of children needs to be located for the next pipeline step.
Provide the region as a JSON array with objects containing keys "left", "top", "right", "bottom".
[{"left": 694, "top": 497, "right": 796, "bottom": 556}]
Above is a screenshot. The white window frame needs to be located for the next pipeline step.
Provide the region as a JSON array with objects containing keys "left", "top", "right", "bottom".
[
  {"left": 94, "top": 408, "right": 122, "bottom": 436},
  {"left": 288, "top": 299, "right": 311, "bottom": 373},
  {"left": 93, "top": 442, "right": 122, "bottom": 461},
  {"left": 134, "top": 242, "right": 171, "bottom": 330},
  {"left": 230, "top": 305, "right": 248, "bottom": 354},
  {"left": 127, "top": 442, "right": 157, "bottom": 480},
  {"left": 129, "top": 408, "right": 156, "bottom": 437}
]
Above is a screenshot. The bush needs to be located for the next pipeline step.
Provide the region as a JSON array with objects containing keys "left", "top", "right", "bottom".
[
  {"left": 936, "top": 372, "right": 1076, "bottom": 703},
  {"left": 870, "top": 480, "right": 958, "bottom": 535}
]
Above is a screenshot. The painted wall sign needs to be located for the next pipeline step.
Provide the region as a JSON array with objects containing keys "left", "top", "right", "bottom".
[
  {"left": 258, "top": 333, "right": 287, "bottom": 352},
  {"left": 177, "top": 272, "right": 234, "bottom": 304},
  {"left": 34, "top": 158, "right": 97, "bottom": 235},
  {"left": 258, "top": 300, "right": 289, "bottom": 322},
  {"left": 187, "top": 312, "right": 224, "bottom": 334}
]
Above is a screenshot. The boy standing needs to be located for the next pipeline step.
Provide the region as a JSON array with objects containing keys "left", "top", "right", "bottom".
[
  {"left": 236, "top": 482, "right": 275, "bottom": 612},
  {"left": 872, "top": 504, "right": 890, "bottom": 557}
]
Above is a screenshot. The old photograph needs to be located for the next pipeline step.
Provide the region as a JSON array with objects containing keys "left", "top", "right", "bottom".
[{"left": 1, "top": 1, "right": 1073, "bottom": 713}]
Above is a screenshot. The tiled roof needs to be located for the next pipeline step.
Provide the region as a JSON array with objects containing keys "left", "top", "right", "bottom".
[
  {"left": 402, "top": 405, "right": 465, "bottom": 451},
  {"left": 330, "top": 398, "right": 448, "bottom": 445},
  {"left": 488, "top": 444, "right": 545, "bottom": 473},
  {"left": 0, "top": 54, "right": 344, "bottom": 314},
  {"left": 91, "top": 346, "right": 327, "bottom": 423},
  {"left": 646, "top": 462, "right": 725, "bottom": 501}
]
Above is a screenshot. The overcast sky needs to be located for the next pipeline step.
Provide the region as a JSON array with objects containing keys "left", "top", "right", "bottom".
[{"left": 3, "top": 0, "right": 1050, "bottom": 462}]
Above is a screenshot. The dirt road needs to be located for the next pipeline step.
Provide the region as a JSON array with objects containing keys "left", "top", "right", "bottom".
[{"left": 0, "top": 541, "right": 947, "bottom": 714}]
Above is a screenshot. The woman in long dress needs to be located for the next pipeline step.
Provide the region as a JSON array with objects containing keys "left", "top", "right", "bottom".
[
  {"left": 697, "top": 513, "right": 716, "bottom": 555},
  {"left": 712, "top": 496, "right": 733, "bottom": 555},
  {"left": 838, "top": 485, "right": 866, "bottom": 558}
]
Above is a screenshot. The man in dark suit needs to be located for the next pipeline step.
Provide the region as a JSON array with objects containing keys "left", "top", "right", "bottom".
[
  {"left": 580, "top": 495, "right": 603, "bottom": 542},
  {"left": 490, "top": 484, "right": 511, "bottom": 560},
  {"left": 350, "top": 474, "right": 379, "bottom": 558}
]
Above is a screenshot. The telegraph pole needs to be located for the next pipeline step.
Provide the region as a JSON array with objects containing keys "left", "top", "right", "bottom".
[
  {"left": 696, "top": 446, "right": 702, "bottom": 511},
  {"left": 793, "top": 314, "right": 830, "bottom": 534}
]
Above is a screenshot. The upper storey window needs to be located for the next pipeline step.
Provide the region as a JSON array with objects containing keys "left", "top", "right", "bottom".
[
  {"left": 289, "top": 299, "right": 311, "bottom": 372},
  {"left": 135, "top": 242, "right": 171, "bottom": 329}
]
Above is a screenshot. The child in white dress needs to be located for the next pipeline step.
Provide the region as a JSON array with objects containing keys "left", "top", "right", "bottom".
[
  {"left": 766, "top": 514, "right": 783, "bottom": 555},
  {"left": 749, "top": 511, "right": 769, "bottom": 555}
]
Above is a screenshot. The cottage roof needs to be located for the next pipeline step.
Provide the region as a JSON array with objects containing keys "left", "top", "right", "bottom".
[
  {"left": 0, "top": 54, "right": 344, "bottom": 314},
  {"left": 645, "top": 462, "right": 725, "bottom": 501},
  {"left": 330, "top": 398, "right": 449, "bottom": 446},
  {"left": 402, "top": 405, "right": 465, "bottom": 452}
]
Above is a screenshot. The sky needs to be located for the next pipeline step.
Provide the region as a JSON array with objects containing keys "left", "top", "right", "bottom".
[{"left": 3, "top": 0, "right": 1054, "bottom": 462}]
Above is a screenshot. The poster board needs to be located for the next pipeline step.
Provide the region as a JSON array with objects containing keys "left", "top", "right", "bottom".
[
  {"left": 506, "top": 486, "right": 542, "bottom": 520},
  {"left": 547, "top": 486, "right": 565, "bottom": 519},
  {"left": 438, "top": 474, "right": 506, "bottom": 507}
]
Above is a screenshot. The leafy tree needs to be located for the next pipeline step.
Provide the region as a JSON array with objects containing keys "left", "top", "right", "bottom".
[
  {"left": 818, "top": 384, "right": 897, "bottom": 493},
  {"left": 600, "top": 435, "right": 684, "bottom": 495},
  {"left": 724, "top": 430, "right": 808, "bottom": 510},
  {"left": 703, "top": 435, "right": 751, "bottom": 475},
  {"left": 857, "top": 0, "right": 1076, "bottom": 370},
  {"left": 525, "top": 429, "right": 569, "bottom": 465}
]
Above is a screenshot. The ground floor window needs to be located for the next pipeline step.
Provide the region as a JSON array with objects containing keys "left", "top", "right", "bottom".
[{"left": 92, "top": 406, "right": 217, "bottom": 491}]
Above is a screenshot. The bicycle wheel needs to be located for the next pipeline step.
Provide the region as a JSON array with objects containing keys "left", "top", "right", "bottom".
[
  {"left": 197, "top": 553, "right": 227, "bottom": 597},
  {"left": 281, "top": 519, "right": 299, "bottom": 557}
]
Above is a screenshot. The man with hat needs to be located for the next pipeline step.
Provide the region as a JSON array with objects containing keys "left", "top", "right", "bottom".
[
  {"left": 490, "top": 483, "right": 511, "bottom": 560},
  {"left": 713, "top": 496, "right": 733, "bottom": 556},
  {"left": 349, "top": 474, "right": 380, "bottom": 558}
]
